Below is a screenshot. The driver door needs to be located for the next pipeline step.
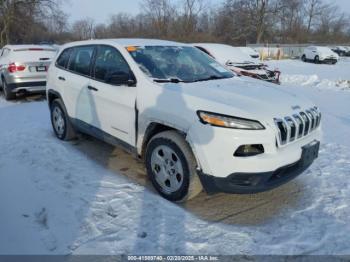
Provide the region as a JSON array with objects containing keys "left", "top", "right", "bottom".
[{"left": 88, "top": 45, "right": 137, "bottom": 146}]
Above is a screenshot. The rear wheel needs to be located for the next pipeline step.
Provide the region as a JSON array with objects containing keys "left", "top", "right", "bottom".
[
  {"left": 301, "top": 55, "right": 306, "bottom": 62},
  {"left": 145, "top": 131, "right": 203, "bottom": 202},
  {"left": 50, "top": 99, "right": 76, "bottom": 141},
  {"left": 2, "top": 79, "right": 16, "bottom": 100}
]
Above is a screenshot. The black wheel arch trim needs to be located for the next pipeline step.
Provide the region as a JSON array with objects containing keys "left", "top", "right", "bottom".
[{"left": 47, "top": 89, "right": 63, "bottom": 107}]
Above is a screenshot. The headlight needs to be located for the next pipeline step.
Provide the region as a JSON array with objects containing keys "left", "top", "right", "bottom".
[{"left": 197, "top": 111, "right": 265, "bottom": 130}]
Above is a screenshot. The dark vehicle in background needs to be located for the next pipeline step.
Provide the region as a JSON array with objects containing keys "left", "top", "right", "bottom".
[{"left": 330, "top": 46, "right": 348, "bottom": 57}]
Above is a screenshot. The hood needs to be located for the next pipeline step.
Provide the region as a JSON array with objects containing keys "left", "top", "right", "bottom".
[
  {"left": 164, "top": 77, "right": 315, "bottom": 124},
  {"left": 318, "top": 48, "right": 339, "bottom": 57},
  {"left": 195, "top": 44, "right": 255, "bottom": 65}
]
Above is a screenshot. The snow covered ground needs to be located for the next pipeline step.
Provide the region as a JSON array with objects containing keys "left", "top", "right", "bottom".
[
  {"left": 267, "top": 58, "right": 350, "bottom": 91},
  {"left": 0, "top": 59, "right": 350, "bottom": 256}
]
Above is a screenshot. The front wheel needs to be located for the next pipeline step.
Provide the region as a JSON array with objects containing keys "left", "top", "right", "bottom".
[
  {"left": 145, "top": 131, "right": 203, "bottom": 202},
  {"left": 314, "top": 55, "right": 320, "bottom": 64},
  {"left": 50, "top": 99, "right": 76, "bottom": 141}
]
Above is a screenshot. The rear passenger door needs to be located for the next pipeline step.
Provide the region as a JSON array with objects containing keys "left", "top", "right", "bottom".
[
  {"left": 306, "top": 47, "right": 316, "bottom": 59},
  {"left": 89, "top": 45, "right": 137, "bottom": 146},
  {"left": 61, "top": 45, "right": 97, "bottom": 126}
]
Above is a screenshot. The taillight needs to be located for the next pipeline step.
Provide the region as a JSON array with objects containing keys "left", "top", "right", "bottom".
[{"left": 8, "top": 63, "right": 26, "bottom": 73}]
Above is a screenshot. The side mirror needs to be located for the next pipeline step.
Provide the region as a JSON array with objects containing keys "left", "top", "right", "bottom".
[{"left": 107, "top": 71, "right": 136, "bottom": 86}]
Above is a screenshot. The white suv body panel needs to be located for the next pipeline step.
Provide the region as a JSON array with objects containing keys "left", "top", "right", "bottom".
[{"left": 47, "top": 39, "right": 321, "bottom": 194}]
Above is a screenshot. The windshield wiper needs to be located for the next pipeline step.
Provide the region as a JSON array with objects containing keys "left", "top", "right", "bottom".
[
  {"left": 153, "top": 78, "right": 185, "bottom": 83},
  {"left": 193, "top": 75, "right": 229, "bottom": 82}
]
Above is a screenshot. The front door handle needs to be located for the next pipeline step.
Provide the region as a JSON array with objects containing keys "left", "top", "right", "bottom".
[
  {"left": 87, "top": 85, "right": 98, "bottom": 92},
  {"left": 58, "top": 76, "right": 66, "bottom": 81}
]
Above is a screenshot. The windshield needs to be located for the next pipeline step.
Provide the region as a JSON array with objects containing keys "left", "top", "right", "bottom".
[
  {"left": 128, "top": 46, "right": 234, "bottom": 83},
  {"left": 317, "top": 47, "right": 332, "bottom": 53}
]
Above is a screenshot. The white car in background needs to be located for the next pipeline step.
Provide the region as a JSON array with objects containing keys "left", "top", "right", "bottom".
[
  {"left": 301, "top": 46, "right": 339, "bottom": 64},
  {"left": 238, "top": 46, "right": 260, "bottom": 60},
  {"left": 0, "top": 45, "right": 56, "bottom": 100},
  {"left": 46, "top": 39, "right": 321, "bottom": 202},
  {"left": 194, "top": 43, "right": 281, "bottom": 84}
]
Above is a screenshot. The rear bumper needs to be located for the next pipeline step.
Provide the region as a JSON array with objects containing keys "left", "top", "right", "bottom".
[
  {"left": 198, "top": 141, "right": 320, "bottom": 194},
  {"left": 7, "top": 81, "right": 46, "bottom": 93}
]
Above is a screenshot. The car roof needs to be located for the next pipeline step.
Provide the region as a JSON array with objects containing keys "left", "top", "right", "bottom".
[
  {"left": 3, "top": 44, "right": 56, "bottom": 51},
  {"left": 62, "top": 38, "right": 188, "bottom": 48}
]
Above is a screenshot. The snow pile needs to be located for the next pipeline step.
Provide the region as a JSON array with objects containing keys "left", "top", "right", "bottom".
[
  {"left": 267, "top": 59, "right": 350, "bottom": 91},
  {"left": 281, "top": 74, "right": 350, "bottom": 91}
]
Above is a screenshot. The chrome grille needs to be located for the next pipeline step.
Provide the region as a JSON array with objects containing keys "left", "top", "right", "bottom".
[{"left": 275, "top": 107, "right": 321, "bottom": 146}]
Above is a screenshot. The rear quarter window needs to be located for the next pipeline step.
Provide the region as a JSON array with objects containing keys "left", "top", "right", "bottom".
[{"left": 56, "top": 48, "right": 73, "bottom": 69}]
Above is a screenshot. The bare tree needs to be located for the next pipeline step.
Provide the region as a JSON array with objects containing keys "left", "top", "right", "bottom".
[
  {"left": 141, "top": 0, "right": 175, "bottom": 37},
  {"left": 0, "top": 0, "right": 63, "bottom": 45},
  {"left": 179, "top": 0, "right": 207, "bottom": 37},
  {"left": 2, "top": 0, "right": 350, "bottom": 47},
  {"left": 304, "top": 0, "right": 325, "bottom": 33},
  {"left": 71, "top": 18, "right": 95, "bottom": 40}
]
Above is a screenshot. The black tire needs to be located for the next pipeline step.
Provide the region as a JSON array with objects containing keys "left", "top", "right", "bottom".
[
  {"left": 2, "top": 79, "right": 16, "bottom": 101},
  {"left": 145, "top": 131, "right": 203, "bottom": 202},
  {"left": 301, "top": 55, "right": 306, "bottom": 62},
  {"left": 314, "top": 55, "right": 320, "bottom": 64},
  {"left": 50, "top": 99, "right": 76, "bottom": 141}
]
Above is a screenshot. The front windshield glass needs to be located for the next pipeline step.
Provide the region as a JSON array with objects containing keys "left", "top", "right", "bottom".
[
  {"left": 127, "top": 46, "right": 234, "bottom": 82},
  {"left": 317, "top": 47, "right": 332, "bottom": 52}
]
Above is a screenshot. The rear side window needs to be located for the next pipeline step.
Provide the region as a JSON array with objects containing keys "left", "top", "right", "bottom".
[
  {"left": 93, "top": 45, "right": 131, "bottom": 82},
  {"left": 56, "top": 48, "right": 72, "bottom": 69},
  {"left": 68, "top": 46, "right": 95, "bottom": 76}
]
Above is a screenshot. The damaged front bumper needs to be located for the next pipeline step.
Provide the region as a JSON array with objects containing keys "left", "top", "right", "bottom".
[{"left": 198, "top": 140, "right": 320, "bottom": 195}]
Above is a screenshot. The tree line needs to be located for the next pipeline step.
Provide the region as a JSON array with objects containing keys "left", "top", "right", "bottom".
[{"left": 1, "top": 0, "right": 350, "bottom": 47}]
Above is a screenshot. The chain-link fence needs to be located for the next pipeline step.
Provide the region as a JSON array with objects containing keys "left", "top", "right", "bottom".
[{"left": 247, "top": 43, "right": 350, "bottom": 59}]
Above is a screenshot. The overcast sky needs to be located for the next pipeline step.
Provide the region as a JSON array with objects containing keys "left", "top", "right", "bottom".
[{"left": 62, "top": 0, "right": 350, "bottom": 24}]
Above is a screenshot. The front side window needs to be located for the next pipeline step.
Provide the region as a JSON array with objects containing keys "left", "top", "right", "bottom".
[
  {"left": 56, "top": 48, "right": 72, "bottom": 69},
  {"left": 128, "top": 46, "right": 234, "bottom": 83},
  {"left": 93, "top": 45, "right": 131, "bottom": 82},
  {"left": 68, "top": 46, "right": 95, "bottom": 76}
]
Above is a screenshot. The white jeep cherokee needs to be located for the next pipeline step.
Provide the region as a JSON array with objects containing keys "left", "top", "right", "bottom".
[{"left": 47, "top": 39, "right": 322, "bottom": 202}]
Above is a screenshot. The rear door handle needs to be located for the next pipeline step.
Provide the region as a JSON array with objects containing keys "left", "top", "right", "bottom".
[
  {"left": 87, "top": 85, "right": 98, "bottom": 92},
  {"left": 58, "top": 76, "right": 66, "bottom": 81}
]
